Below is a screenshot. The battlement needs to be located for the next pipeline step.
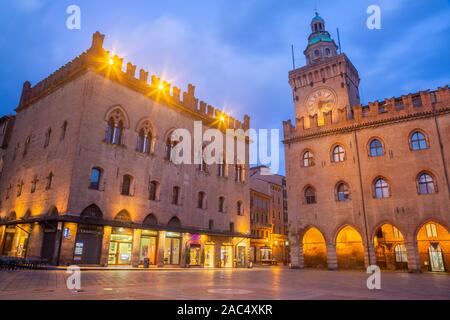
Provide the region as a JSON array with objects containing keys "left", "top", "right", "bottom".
[
  {"left": 17, "top": 31, "right": 250, "bottom": 131},
  {"left": 284, "top": 85, "right": 450, "bottom": 141}
]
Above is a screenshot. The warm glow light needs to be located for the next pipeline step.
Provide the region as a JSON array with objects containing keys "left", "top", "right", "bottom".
[
  {"left": 219, "top": 115, "right": 226, "bottom": 122},
  {"left": 108, "top": 58, "right": 114, "bottom": 66},
  {"left": 158, "top": 83, "right": 164, "bottom": 91}
]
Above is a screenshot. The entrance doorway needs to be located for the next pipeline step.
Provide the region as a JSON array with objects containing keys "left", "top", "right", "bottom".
[
  {"left": 164, "top": 232, "right": 181, "bottom": 265},
  {"left": 373, "top": 224, "right": 408, "bottom": 270},
  {"left": 189, "top": 244, "right": 201, "bottom": 266},
  {"left": 236, "top": 245, "right": 246, "bottom": 267},
  {"left": 204, "top": 243, "right": 215, "bottom": 268},
  {"left": 108, "top": 228, "right": 133, "bottom": 265},
  {"left": 41, "top": 222, "right": 58, "bottom": 264},
  {"left": 139, "top": 230, "right": 158, "bottom": 266},
  {"left": 220, "top": 244, "right": 233, "bottom": 268},
  {"left": 428, "top": 244, "right": 445, "bottom": 272},
  {"left": 1, "top": 226, "right": 16, "bottom": 256},
  {"left": 73, "top": 224, "right": 103, "bottom": 265}
]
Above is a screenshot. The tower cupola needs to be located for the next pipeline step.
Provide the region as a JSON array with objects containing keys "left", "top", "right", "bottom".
[{"left": 304, "top": 12, "right": 338, "bottom": 65}]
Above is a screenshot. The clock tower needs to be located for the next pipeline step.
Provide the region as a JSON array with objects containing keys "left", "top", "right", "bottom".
[{"left": 289, "top": 12, "right": 360, "bottom": 127}]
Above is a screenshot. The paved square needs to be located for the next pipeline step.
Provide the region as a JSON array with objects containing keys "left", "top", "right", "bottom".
[{"left": 0, "top": 267, "right": 449, "bottom": 300}]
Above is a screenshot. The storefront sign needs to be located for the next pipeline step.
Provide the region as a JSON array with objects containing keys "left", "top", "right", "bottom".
[
  {"left": 63, "top": 227, "right": 70, "bottom": 239},
  {"left": 74, "top": 242, "right": 84, "bottom": 255}
]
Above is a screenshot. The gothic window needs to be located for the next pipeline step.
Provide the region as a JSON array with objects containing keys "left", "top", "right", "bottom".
[
  {"left": 143, "top": 213, "right": 158, "bottom": 226},
  {"left": 167, "top": 216, "right": 181, "bottom": 227},
  {"left": 332, "top": 145, "right": 345, "bottom": 162},
  {"left": 149, "top": 180, "right": 159, "bottom": 201},
  {"left": 89, "top": 167, "right": 103, "bottom": 190},
  {"left": 218, "top": 196, "right": 225, "bottom": 213},
  {"left": 115, "top": 210, "right": 132, "bottom": 222},
  {"left": 369, "top": 139, "right": 384, "bottom": 157},
  {"left": 336, "top": 182, "right": 350, "bottom": 201},
  {"left": 121, "top": 174, "right": 133, "bottom": 196},
  {"left": 417, "top": 172, "right": 436, "bottom": 195},
  {"left": 165, "top": 131, "right": 180, "bottom": 162},
  {"left": 304, "top": 187, "right": 316, "bottom": 204},
  {"left": 302, "top": 150, "right": 314, "bottom": 167},
  {"left": 23, "top": 136, "right": 31, "bottom": 158},
  {"left": 374, "top": 178, "right": 390, "bottom": 199},
  {"left": 44, "top": 128, "right": 52, "bottom": 148},
  {"left": 425, "top": 223, "right": 438, "bottom": 238},
  {"left": 60, "top": 121, "right": 68, "bottom": 141},
  {"left": 197, "top": 191, "right": 206, "bottom": 209},
  {"left": 105, "top": 109, "right": 127, "bottom": 145},
  {"left": 45, "top": 172, "right": 54, "bottom": 190},
  {"left": 172, "top": 186, "right": 181, "bottom": 205},
  {"left": 410, "top": 131, "right": 428, "bottom": 151},
  {"left": 136, "top": 120, "right": 153, "bottom": 154}
]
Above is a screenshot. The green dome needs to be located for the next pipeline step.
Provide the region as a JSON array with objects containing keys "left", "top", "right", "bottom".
[
  {"left": 308, "top": 34, "right": 333, "bottom": 45},
  {"left": 312, "top": 13, "right": 324, "bottom": 22}
]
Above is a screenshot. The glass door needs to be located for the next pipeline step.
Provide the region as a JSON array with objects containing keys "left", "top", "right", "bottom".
[
  {"left": 164, "top": 235, "right": 181, "bottom": 265},
  {"left": 204, "top": 244, "right": 215, "bottom": 268},
  {"left": 139, "top": 235, "right": 157, "bottom": 265},
  {"left": 429, "top": 245, "right": 445, "bottom": 272},
  {"left": 237, "top": 245, "right": 246, "bottom": 267},
  {"left": 108, "top": 228, "right": 133, "bottom": 265},
  {"left": 220, "top": 245, "right": 233, "bottom": 268},
  {"left": 189, "top": 245, "right": 201, "bottom": 266}
]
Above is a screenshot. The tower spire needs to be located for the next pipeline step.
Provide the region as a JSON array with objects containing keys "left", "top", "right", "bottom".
[{"left": 304, "top": 12, "right": 339, "bottom": 65}]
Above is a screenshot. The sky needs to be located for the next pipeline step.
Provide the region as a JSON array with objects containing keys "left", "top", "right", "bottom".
[{"left": 0, "top": 0, "right": 449, "bottom": 174}]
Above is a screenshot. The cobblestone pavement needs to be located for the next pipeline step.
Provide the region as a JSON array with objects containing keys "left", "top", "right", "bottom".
[{"left": 0, "top": 267, "right": 449, "bottom": 300}]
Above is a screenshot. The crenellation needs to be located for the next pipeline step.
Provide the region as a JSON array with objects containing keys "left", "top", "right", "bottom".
[
  {"left": 199, "top": 101, "right": 207, "bottom": 114},
  {"left": 126, "top": 62, "right": 136, "bottom": 78},
  {"left": 207, "top": 105, "right": 215, "bottom": 117},
  {"left": 172, "top": 86, "right": 181, "bottom": 102},
  {"left": 139, "top": 69, "right": 148, "bottom": 83}
]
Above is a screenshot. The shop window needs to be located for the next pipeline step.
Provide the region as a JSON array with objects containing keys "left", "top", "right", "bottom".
[{"left": 164, "top": 233, "right": 181, "bottom": 265}]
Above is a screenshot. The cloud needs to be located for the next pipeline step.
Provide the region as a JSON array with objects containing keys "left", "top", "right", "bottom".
[{"left": 10, "top": 0, "right": 46, "bottom": 12}]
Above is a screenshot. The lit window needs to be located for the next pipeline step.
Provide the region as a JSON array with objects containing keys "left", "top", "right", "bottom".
[
  {"left": 374, "top": 178, "right": 389, "bottom": 199},
  {"left": 410, "top": 131, "right": 428, "bottom": 150},
  {"left": 418, "top": 173, "right": 436, "bottom": 194},
  {"left": 89, "top": 167, "right": 102, "bottom": 190},
  {"left": 369, "top": 139, "right": 383, "bottom": 157},
  {"left": 394, "top": 245, "right": 408, "bottom": 263},
  {"left": 332, "top": 145, "right": 345, "bottom": 162},
  {"left": 425, "top": 223, "right": 438, "bottom": 238},
  {"left": 106, "top": 118, "right": 123, "bottom": 145},
  {"left": 136, "top": 128, "right": 151, "bottom": 154}
]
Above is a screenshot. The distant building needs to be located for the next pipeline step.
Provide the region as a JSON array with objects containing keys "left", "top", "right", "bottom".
[
  {"left": 0, "top": 32, "right": 252, "bottom": 268},
  {"left": 249, "top": 166, "right": 289, "bottom": 264},
  {"left": 284, "top": 13, "right": 450, "bottom": 272}
]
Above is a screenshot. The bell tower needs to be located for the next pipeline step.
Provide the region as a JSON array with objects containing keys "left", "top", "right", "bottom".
[{"left": 289, "top": 12, "right": 360, "bottom": 127}]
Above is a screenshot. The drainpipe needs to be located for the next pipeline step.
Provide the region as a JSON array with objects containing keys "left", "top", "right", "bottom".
[{"left": 354, "top": 130, "right": 372, "bottom": 266}]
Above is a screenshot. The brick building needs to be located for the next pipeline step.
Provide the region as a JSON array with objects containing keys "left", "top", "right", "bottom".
[
  {"left": 284, "top": 13, "right": 450, "bottom": 272},
  {"left": 249, "top": 166, "right": 289, "bottom": 264},
  {"left": 0, "top": 32, "right": 252, "bottom": 268}
]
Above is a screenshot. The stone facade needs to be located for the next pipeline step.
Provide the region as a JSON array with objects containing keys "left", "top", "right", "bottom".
[
  {"left": 284, "top": 13, "right": 450, "bottom": 272},
  {"left": 0, "top": 32, "right": 252, "bottom": 268}
]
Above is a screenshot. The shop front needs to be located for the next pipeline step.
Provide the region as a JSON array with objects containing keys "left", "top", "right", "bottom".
[
  {"left": 139, "top": 229, "right": 158, "bottom": 266},
  {"left": 220, "top": 243, "right": 233, "bottom": 268},
  {"left": 204, "top": 242, "right": 215, "bottom": 268},
  {"left": 187, "top": 234, "right": 202, "bottom": 267},
  {"left": 108, "top": 227, "right": 133, "bottom": 265},
  {"left": 164, "top": 232, "right": 181, "bottom": 265},
  {"left": 236, "top": 243, "right": 247, "bottom": 267},
  {"left": 73, "top": 224, "right": 103, "bottom": 265}
]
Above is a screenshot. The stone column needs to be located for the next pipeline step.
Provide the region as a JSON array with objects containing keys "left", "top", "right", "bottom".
[
  {"left": 181, "top": 233, "right": 190, "bottom": 268},
  {"left": 215, "top": 241, "right": 222, "bottom": 268},
  {"left": 26, "top": 223, "right": 44, "bottom": 259},
  {"left": 406, "top": 240, "right": 421, "bottom": 273},
  {"left": 326, "top": 243, "right": 338, "bottom": 270},
  {"left": 289, "top": 242, "right": 304, "bottom": 268},
  {"left": 131, "top": 229, "right": 141, "bottom": 267},
  {"left": 0, "top": 225, "right": 5, "bottom": 254},
  {"left": 157, "top": 231, "right": 166, "bottom": 268},
  {"left": 364, "top": 244, "right": 376, "bottom": 268},
  {"left": 100, "top": 226, "right": 112, "bottom": 266},
  {"left": 52, "top": 222, "right": 63, "bottom": 265}
]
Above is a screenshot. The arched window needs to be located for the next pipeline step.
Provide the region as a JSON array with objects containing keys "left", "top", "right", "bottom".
[
  {"left": 237, "top": 201, "right": 243, "bottom": 216},
  {"left": 369, "top": 139, "right": 383, "bottom": 157},
  {"left": 417, "top": 172, "right": 436, "bottom": 194},
  {"left": 394, "top": 244, "right": 408, "bottom": 263},
  {"left": 165, "top": 131, "right": 180, "bottom": 161},
  {"left": 149, "top": 180, "right": 159, "bottom": 201},
  {"left": 325, "top": 48, "right": 331, "bottom": 56},
  {"left": 23, "top": 136, "right": 31, "bottom": 158},
  {"left": 302, "top": 151, "right": 314, "bottom": 167},
  {"left": 89, "top": 167, "right": 102, "bottom": 190},
  {"left": 45, "top": 172, "right": 54, "bottom": 190},
  {"left": 48, "top": 206, "right": 59, "bottom": 217},
  {"left": 167, "top": 216, "right": 181, "bottom": 227},
  {"left": 410, "top": 131, "right": 428, "bottom": 150},
  {"left": 115, "top": 210, "right": 132, "bottom": 222},
  {"left": 172, "top": 186, "right": 181, "bottom": 205},
  {"left": 44, "top": 128, "right": 52, "bottom": 148},
  {"left": 332, "top": 145, "right": 345, "bottom": 162},
  {"left": 304, "top": 187, "right": 316, "bottom": 204},
  {"left": 8, "top": 211, "right": 17, "bottom": 221},
  {"left": 143, "top": 213, "right": 158, "bottom": 226},
  {"left": 60, "top": 121, "right": 68, "bottom": 141},
  {"left": 374, "top": 178, "right": 390, "bottom": 199},
  {"left": 80, "top": 204, "right": 103, "bottom": 219},
  {"left": 336, "top": 182, "right": 350, "bottom": 201},
  {"left": 197, "top": 191, "right": 206, "bottom": 209},
  {"left": 121, "top": 175, "right": 133, "bottom": 196},
  {"left": 218, "top": 196, "right": 225, "bottom": 213},
  {"left": 136, "top": 128, "right": 151, "bottom": 154},
  {"left": 106, "top": 119, "right": 123, "bottom": 145}
]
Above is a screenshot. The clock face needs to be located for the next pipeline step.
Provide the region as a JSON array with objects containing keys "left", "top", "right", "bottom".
[{"left": 306, "top": 88, "right": 337, "bottom": 116}]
